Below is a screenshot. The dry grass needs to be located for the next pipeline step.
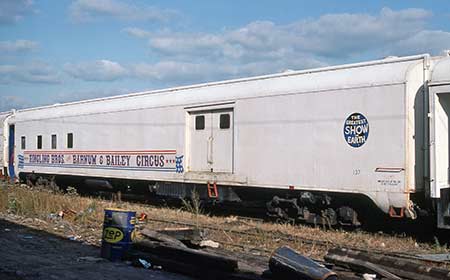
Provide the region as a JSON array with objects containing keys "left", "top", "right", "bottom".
[
  {"left": 0, "top": 182, "right": 448, "bottom": 261},
  {"left": 0, "top": 183, "right": 100, "bottom": 222}
]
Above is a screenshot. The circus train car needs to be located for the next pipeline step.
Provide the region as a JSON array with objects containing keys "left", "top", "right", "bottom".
[{"left": 4, "top": 52, "right": 450, "bottom": 228}]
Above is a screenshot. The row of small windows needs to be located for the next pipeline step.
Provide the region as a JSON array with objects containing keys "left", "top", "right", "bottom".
[
  {"left": 21, "top": 133, "right": 73, "bottom": 150},
  {"left": 195, "top": 114, "right": 230, "bottom": 130}
]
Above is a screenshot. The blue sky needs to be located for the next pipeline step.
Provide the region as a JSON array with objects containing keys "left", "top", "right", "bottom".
[{"left": 1, "top": 0, "right": 449, "bottom": 112}]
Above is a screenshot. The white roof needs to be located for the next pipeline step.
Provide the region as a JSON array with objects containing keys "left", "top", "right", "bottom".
[
  {"left": 431, "top": 56, "right": 450, "bottom": 85},
  {"left": 13, "top": 54, "right": 430, "bottom": 121}
]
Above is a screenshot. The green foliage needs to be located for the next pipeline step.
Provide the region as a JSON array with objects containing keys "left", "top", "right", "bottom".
[
  {"left": 7, "top": 195, "right": 18, "bottom": 214},
  {"left": 181, "top": 188, "right": 204, "bottom": 228},
  {"left": 65, "top": 186, "right": 79, "bottom": 196},
  {"left": 181, "top": 188, "right": 203, "bottom": 216}
]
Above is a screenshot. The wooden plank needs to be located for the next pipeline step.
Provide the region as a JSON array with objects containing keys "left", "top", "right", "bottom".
[
  {"left": 133, "top": 240, "right": 238, "bottom": 273},
  {"left": 156, "top": 227, "right": 204, "bottom": 243},
  {"left": 140, "top": 228, "right": 187, "bottom": 248},
  {"left": 129, "top": 250, "right": 260, "bottom": 280},
  {"left": 326, "top": 248, "right": 450, "bottom": 280},
  {"left": 324, "top": 253, "right": 401, "bottom": 280}
]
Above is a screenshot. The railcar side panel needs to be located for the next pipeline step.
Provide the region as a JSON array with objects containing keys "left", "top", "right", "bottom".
[
  {"left": 15, "top": 106, "right": 186, "bottom": 182},
  {"left": 235, "top": 84, "right": 408, "bottom": 211}
]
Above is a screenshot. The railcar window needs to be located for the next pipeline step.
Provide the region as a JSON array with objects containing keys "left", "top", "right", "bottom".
[
  {"left": 220, "top": 114, "right": 230, "bottom": 129},
  {"left": 195, "top": 115, "right": 205, "bottom": 130},
  {"left": 21, "top": 136, "right": 26, "bottom": 150},
  {"left": 51, "top": 134, "right": 57, "bottom": 149},
  {"left": 37, "top": 135, "right": 42, "bottom": 149},
  {"left": 67, "top": 133, "right": 73, "bottom": 148}
]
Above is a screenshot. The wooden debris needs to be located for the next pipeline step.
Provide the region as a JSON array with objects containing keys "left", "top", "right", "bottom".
[
  {"left": 325, "top": 247, "right": 450, "bottom": 280},
  {"left": 129, "top": 249, "right": 260, "bottom": 279},
  {"left": 140, "top": 228, "right": 187, "bottom": 248},
  {"left": 269, "top": 246, "right": 337, "bottom": 280},
  {"left": 156, "top": 227, "right": 205, "bottom": 243},
  {"left": 133, "top": 240, "right": 238, "bottom": 272},
  {"left": 324, "top": 253, "right": 401, "bottom": 280}
]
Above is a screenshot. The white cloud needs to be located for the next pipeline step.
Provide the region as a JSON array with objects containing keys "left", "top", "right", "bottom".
[
  {"left": 0, "top": 61, "right": 61, "bottom": 84},
  {"left": 0, "top": 40, "right": 38, "bottom": 53},
  {"left": 64, "top": 59, "right": 129, "bottom": 81},
  {"left": 0, "top": 0, "right": 34, "bottom": 24},
  {"left": 52, "top": 88, "right": 130, "bottom": 104},
  {"left": 69, "top": 0, "right": 176, "bottom": 23},
  {"left": 144, "top": 7, "right": 437, "bottom": 62},
  {"left": 112, "top": 7, "right": 450, "bottom": 89},
  {"left": 391, "top": 30, "right": 450, "bottom": 56},
  {"left": 117, "top": 7, "right": 450, "bottom": 86},
  {"left": 131, "top": 61, "right": 223, "bottom": 82},
  {"left": 129, "top": 56, "right": 326, "bottom": 85},
  {"left": 122, "top": 27, "right": 152, "bottom": 38}
]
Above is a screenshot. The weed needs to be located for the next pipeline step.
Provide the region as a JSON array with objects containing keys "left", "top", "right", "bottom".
[
  {"left": 181, "top": 189, "right": 203, "bottom": 227},
  {"left": 7, "top": 194, "right": 18, "bottom": 214},
  {"left": 182, "top": 189, "right": 203, "bottom": 214},
  {"left": 66, "top": 186, "right": 78, "bottom": 196},
  {"left": 433, "top": 236, "right": 448, "bottom": 253}
]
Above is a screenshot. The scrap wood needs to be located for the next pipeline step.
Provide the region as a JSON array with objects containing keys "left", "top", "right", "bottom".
[
  {"left": 201, "top": 246, "right": 268, "bottom": 275},
  {"left": 133, "top": 239, "right": 238, "bottom": 273},
  {"left": 128, "top": 250, "right": 262, "bottom": 280},
  {"left": 325, "top": 247, "right": 450, "bottom": 280},
  {"left": 156, "top": 227, "right": 205, "bottom": 243},
  {"left": 140, "top": 228, "right": 187, "bottom": 248},
  {"left": 324, "top": 253, "right": 401, "bottom": 280}
]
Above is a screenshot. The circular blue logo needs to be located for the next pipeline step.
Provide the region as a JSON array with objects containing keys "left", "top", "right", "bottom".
[{"left": 343, "top": 113, "right": 369, "bottom": 148}]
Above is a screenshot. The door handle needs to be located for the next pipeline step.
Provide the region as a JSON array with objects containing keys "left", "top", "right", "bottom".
[{"left": 207, "top": 136, "right": 213, "bottom": 164}]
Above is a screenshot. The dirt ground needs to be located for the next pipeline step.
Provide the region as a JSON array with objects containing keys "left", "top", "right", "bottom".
[
  {"left": 0, "top": 219, "right": 193, "bottom": 280},
  {"left": 2, "top": 184, "right": 450, "bottom": 280}
]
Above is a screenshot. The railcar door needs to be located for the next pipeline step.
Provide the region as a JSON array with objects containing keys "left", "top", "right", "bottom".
[
  {"left": 189, "top": 111, "right": 212, "bottom": 172},
  {"left": 188, "top": 109, "right": 233, "bottom": 173},
  {"left": 211, "top": 110, "right": 233, "bottom": 172},
  {"left": 429, "top": 85, "right": 450, "bottom": 229},
  {"left": 430, "top": 90, "right": 450, "bottom": 197}
]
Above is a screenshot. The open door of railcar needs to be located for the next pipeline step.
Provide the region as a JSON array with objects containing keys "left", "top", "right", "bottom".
[
  {"left": 429, "top": 55, "right": 450, "bottom": 229},
  {"left": 429, "top": 82, "right": 450, "bottom": 228}
]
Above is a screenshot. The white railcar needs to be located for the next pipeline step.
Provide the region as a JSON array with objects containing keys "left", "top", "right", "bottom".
[
  {"left": 0, "top": 111, "right": 12, "bottom": 177},
  {"left": 5, "top": 53, "right": 450, "bottom": 227}
]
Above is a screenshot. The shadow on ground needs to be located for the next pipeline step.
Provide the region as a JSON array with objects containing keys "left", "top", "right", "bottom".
[{"left": 0, "top": 219, "right": 192, "bottom": 280}]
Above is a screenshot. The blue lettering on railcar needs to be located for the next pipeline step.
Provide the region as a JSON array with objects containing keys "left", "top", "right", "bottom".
[
  {"left": 343, "top": 113, "right": 369, "bottom": 148},
  {"left": 175, "top": 155, "right": 184, "bottom": 173},
  {"left": 18, "top": 155, "right": 24, "bottom": 169}
]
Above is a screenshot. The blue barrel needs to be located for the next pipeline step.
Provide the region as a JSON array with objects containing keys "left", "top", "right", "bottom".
[{"left": 101, "top": 208, "right": 136, "bottom": 261}]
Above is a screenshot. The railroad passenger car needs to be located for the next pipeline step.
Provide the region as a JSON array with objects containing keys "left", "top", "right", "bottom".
[
  {"left": 0, "top": 111, "right": 11, "bottom": 177},
  {"left": 2, "top": 53, "right": 450, "bottom": 228}
]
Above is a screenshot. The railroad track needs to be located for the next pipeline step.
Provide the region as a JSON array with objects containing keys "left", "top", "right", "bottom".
[{"left": 144, "top": 216, "right": 450, "bottom": 267}]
